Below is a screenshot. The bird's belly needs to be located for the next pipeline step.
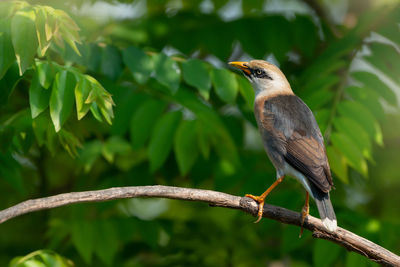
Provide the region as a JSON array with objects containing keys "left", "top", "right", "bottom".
[{"left": 281, "top": 162, "right": 314, "bottom": 199}]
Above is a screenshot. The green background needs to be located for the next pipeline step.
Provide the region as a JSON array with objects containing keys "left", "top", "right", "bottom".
[{"left": 0, "top": 0, "right": 399, "bottom": 266}]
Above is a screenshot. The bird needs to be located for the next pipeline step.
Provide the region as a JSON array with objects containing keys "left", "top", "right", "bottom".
[{"left": 229, "top": 60, "right": 337, "bottom": 234}]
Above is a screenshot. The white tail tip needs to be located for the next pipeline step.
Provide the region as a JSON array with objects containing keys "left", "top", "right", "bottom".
[{"left": 322, "top": 218, "right": 337, "bottom": 232}]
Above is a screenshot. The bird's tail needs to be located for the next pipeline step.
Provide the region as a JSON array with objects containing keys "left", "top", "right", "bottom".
[{"left": 313, "top": 191, "right": 337, "bottom": 232}]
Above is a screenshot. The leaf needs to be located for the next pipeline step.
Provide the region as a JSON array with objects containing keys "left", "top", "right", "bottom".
[
  {"left": 94, "top": 221, "right": 119, "bottom": 266},
  {"left": 32, "top": 112, "right": 49, "bottom": 147},
  {"left": 345, "top": 86, "right": 384, "bottom": 119},
  {"left": 330, "top": 132, "right": 367, "bottom": 176},
  {"left": 90, "top": 102, "right": 103, "bottom": 123},
  {"left": 181, "top": 59, "right": 211, "bottom": 98},
  {"left": 352, "top": 71, "right": 397, "bottom": 106},
  {"left": 122, "top": 46, "right": 154, "bottom": 84},
  {"left": 101, "top": 45, "right": 123, "bottom": 80},
  {"left": 49, "top": 70, "right": 76, "bottom": 132},
  {"left": 36, "top": 61, "right": 57, "bottom": 89},
  {"left": 237, "top": 76, "right": 254, "bottom": 108},
  {"left": 74, "top": 75, "right": 91, "bottom": 120},
  {"left": 292, "top": 15, "right": 318, "bottom": 58},
  {"left": 101, "top": 136, "right": 130, "bottom": 163},
  {"left": 174, "top": 120, "right": 199, "bottom": 175},
  {"left": 34, "top": 7, "right": 50, "bottom": 57},
  {"left": 148, "top": 111, "right": 182, "bottom": 172},
  {"left": 303, "top": 88, "right": 334, "bottom": 110},
  {"left": 58, "top": 129, "right": 82, "bottom": 157},
  {"left": 130, "top": 99, "right": 166, "bottom": 149},
  {"left": 211, "top": 68, "right": 238, "bottom": 103},
  {"left": 333, "top": 117, "right": 372, "bottom": 160},
  {"left": 0, "top": 63, "right": 20, "bottom": 107},
  {"left": 0, "top": 18, "right": 15, "bottom": 79},
  {"left": 153, "top": 53, "right": 180, "bottom": 94},
  {"left": 11, "top": 7, "right": 38, "bottom": 75},
  {"left": 0, "top": 152, "right": 23, "bottom": 193},
  {"left": 326, "top": 145, "right": 348, "bottom": 183},
  {"left": 71, "top": 220, "right": 95, "bottom": 264},
  {"left": 78, "top": 140, "right": 102, "bottom": 172},
  {"left": 336, "top": 101, "right": 383, "bottom": 146},
  {"left": 29, "top": 74, "right": 50, "bottom": 118},
  {"left": 364, "top": 42, "right": 400, "bottom": 86}
]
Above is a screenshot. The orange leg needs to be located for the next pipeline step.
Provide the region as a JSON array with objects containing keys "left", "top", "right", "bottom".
[
  {"left": 245, "top": 176, "right": 285, "bottom": 223},
  {"left": 299, "top": 191, "right": 309, "bottom": 238}
]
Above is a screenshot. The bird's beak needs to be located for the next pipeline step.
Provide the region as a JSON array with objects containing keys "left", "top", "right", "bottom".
[{"left": 229, "top": 61, "right": 251, "bottom": 75}]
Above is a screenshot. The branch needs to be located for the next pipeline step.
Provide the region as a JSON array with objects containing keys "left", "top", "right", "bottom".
[{"left": 0, "top": 185, "right": 399, "bottom": 266}]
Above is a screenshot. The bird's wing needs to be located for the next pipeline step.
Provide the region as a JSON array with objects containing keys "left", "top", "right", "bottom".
[{"left": 263, "top": 95, "right": 333, "bottom": 193}]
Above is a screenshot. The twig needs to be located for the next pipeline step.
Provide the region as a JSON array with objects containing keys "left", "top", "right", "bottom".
[{"left": 0, "top": 185, "right": 399, "bottom": 266}]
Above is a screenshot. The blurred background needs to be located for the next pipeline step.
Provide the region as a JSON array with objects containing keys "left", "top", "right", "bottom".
[{"left": 0, "top": 0, "right": 399, "bottom": 266}]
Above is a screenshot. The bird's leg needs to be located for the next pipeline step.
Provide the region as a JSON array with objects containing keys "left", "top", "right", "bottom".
[
  {"left": 245, "top": 176, "right": 285, "bottom": 223},
  {"left": 299, "top": 191, "right": 309, "bottom": 238}
]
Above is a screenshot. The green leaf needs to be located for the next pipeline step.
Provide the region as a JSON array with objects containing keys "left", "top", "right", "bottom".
[
  {"left": 101, "top": 136, "right": 130, "bottom": 163},
  {"left": 0, "top": 152, "right": 23, "bottom": 193},
  {"left": 78, "top": 140, "right": 102, "bottom": 172},
  {"left": 58, "top": 129, "right": 82, "bottom": 157},
  {"left": 11, "top": 7, "right": 38, "bottom": 75},
  {"left": 181, "top": 59, "right": 211, "bottom": 98},
  {"left": 29, "top": 74, "right": 50, "bottom": 118},
  {"left": 90, "top": 102, "right": 103, "bottom": 123},
  {"left": 71, "top": 220, "right": 95, "bottom": 264},
  {"left": 330, "top": 132, "right": 367, "bottom": 176},
  {"left": 32, "top": 112, "right": 49, "bottom": 147},
  {"left": 153, "top": 53, "right": 180, "bottom": 94},
  {"left": 122, "top": 46, "right": 154, "bottom": 84},
  {"left": 352, "top": 71, "right": 397, "bottom": 106},
  {"left": 148, "top": 111, "right": 182, "bottom": 172},
  {"left": 0, "top": 63, "right": 20, "bottom": 107},
  {"left": 333, "top": 117, "right": 372, "bottom": 160},
  {"left": 346, "top": 86, "right": 384, "bottom": 119},
  {"left": 237, "top": 76, "right": 254, "bottom": 108},
  {"left": 303, "top": 88, "right": 334, "bottom": 110},
  {"left": 0, "top": 18, "right": 15, "bottom": 79},
  {"left": 94, "top": 221, "right": 119, "bottom": 266},
  {"left": 174, "top": 120, "right": 199, "bottom": 175},
  {"left": 74, "top": 75, "right": 91, "bottom": 120},
  {"left": 292, "top": 15, "right": 318, "bottom": 58},
  {"left": 49, "top": 70, "right": 76, "bottom": 132},
  {"left": 196, "top": 120, "right": 211, "bottom": 159},
  {"left": 326, "top": 145, "right": 348, "bottom": 183},
  {"left": 101, "top": 45, "right": 122, "bottom": 80},
  {"left": 336, "top": 101, "right": 383, "bottom": 146},
  {"left": 211, "top": 68, "right": 238, "bottom": 103},
  {"left": 130, "top": 99, "right": 166, "bottom": 149},
  {"left": 364, "top": 42, "right": 400, "bottom": 86},
  {"left": 34, "top": 7, "right": 50, "bottom": 57},
  {"left": 36, "top": 61, "right": 57, "bottom": 89}
]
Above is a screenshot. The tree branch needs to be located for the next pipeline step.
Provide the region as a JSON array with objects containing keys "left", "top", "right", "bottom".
[{"left": 0, "top": 185, "right": 399, "bottom": 266}]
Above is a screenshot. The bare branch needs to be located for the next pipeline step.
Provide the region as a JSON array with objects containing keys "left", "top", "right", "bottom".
[{"left": 0, "top": 185, "right": 399, "bottom": 266}]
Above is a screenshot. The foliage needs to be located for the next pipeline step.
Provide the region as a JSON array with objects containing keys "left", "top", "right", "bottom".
[{"left": 0, "top": 0, "right": 400, "bottom": 266}]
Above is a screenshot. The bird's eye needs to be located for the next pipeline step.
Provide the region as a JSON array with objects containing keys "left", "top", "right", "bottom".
[{"left": 256, "top": 69, "right": 262, "bottom": 75}]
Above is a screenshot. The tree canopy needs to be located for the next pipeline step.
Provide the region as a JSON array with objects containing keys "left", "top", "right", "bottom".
[{"left": 0, "top": 0, "right": 399, "bottom": 266}]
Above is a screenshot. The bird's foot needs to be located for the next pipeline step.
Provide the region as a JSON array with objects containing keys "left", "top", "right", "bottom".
[
  {"left": 245, "top": 194, "right": 265, "bottom": 223},
  {"left": 299, "top": 204, "right": 309, "bottom": 238}
]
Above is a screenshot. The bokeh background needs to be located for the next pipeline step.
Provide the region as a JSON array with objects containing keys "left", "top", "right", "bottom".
[{"left": 0, "top": 0, "right": 399, "bottom": 266}]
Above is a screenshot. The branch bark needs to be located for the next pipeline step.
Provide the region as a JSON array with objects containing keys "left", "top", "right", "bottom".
[{"left": 0, "top": 185, "right": 399, "bottom": 266}]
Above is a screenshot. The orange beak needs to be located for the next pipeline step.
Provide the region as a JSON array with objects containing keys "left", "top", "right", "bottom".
[{"left": 228, "top": 61, "right": 251, "bottom": 75}]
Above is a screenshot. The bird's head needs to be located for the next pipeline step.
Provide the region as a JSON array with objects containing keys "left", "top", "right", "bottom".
[{"left": 229, "top": 60, "right": 292, "bottom": 96}]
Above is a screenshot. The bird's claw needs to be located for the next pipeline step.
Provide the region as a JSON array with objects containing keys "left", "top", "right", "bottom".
[
  {"left": 299, "top": 205, "right": 309, "bottom": 238},
  {"left": 245, "top": 194, "right": 265, "bottom": 223}
]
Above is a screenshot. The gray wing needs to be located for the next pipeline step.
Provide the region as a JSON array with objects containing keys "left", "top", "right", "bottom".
[{"left": 263, "top": 95, "right": 333, "bottom": 193}]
